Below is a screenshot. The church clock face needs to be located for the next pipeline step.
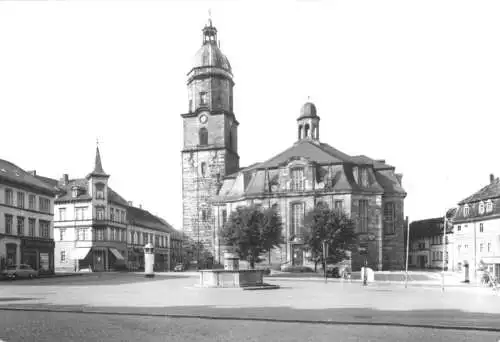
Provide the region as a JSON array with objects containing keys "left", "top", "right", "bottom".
[{"left": 199, "top": 114, "right": 208, "bottom": 124}]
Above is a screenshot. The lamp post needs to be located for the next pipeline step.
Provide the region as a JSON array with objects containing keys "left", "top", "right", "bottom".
[
  {"left": 405, "top": 216, "right": 410, "bottom": 288},
  {"left": 323, "top": 240, "right": 328, "bottom": 284},
  {"left": 441, "top": 216, "right": 447, "bottom": 292}
]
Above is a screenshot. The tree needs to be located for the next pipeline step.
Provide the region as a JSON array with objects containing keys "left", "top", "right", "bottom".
[
  {"left": 221, "top": 205, "right": 283, "bottom": 269},
  {"left": 303, "top": 203, "right": 357, "bottom": 272}
]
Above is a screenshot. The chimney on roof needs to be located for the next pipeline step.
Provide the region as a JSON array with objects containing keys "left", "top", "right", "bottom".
[
  {"left": 128, "top": 201, "right": 133, "bottom": 207},
  {"left": 27, "top": 170, "right": 36, "bottom": 176},
  {"left": 490, "top": 174, "right": 495, "bottom": 184},
  {"left": 59, "top": 174, "right": 69, "bottom": 186},
  {"left": 376, "top": 160, "right": 386, "bottom": 164}
]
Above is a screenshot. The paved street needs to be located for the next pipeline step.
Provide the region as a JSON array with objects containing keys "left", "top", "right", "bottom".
[
  {"left": 0, "top": 272, "right": 499, "bottom": 341},
  {"left": 0, "top": 310, "right": 497, "bottom": 342}
]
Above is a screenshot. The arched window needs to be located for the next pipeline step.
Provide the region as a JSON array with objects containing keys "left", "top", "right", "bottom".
[
  {"left": 298, "top": 125, "right": 303, "bottom": 140},
  {"left": 200, "top": 162, "right": 207, "bottom": 177},
  {"left": 199, "top": 128, "right": 208, "bottom": 146},
  {"left": 304, "top": 124, "right": 310, "bottom": 138}
]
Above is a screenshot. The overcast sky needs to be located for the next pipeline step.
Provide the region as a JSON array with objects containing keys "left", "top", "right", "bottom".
[{"left": 1, "top": 0, "right": 499, "bottom": 229}]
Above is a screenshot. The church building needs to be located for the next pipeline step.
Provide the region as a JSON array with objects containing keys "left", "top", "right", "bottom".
[{"left": 181, "top": 20, "right": 407, "bottom": 271}]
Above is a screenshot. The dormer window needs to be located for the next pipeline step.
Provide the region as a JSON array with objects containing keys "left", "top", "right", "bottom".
[
  {"left": 479, "top": 202, "right": 485, "bottom": 215},
  {"left": 95, "top": 183, "right": 105, "bottom": 200},
  {"left": 464, "top": 205, "right": 470, "bottom": 217},
  {"left": 72, "top": 187, "right": 78, "bottom": 198},
  {"left": 486, "top": 200, "right": 493, "bottom": 213}
]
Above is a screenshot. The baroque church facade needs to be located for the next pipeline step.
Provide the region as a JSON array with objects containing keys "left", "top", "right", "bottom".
[{"left": 181, "top": 20, "right": 407, "bottom": 271}]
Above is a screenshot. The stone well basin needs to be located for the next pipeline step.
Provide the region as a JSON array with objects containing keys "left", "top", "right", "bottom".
[{"left": 199, "top": 269, "right": 264, "bottom": 288}]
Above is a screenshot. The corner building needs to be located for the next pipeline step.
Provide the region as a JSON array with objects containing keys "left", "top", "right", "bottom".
[{"left": 181, "top": 20, "right": 407, "bottom": 271}]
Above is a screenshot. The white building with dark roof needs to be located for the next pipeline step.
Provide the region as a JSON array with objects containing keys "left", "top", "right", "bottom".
[
  {"left": 450, "top": 174, "right": 500, "bottom": 279},
  {"left": 37, "top": 146, "right": 180, "bottom": 272},
  {"left": 0, "top": 159, "right": 56, "bottom": 274},
  {"left": 181, "top": 20, "right": 407, "bottom": 271}
]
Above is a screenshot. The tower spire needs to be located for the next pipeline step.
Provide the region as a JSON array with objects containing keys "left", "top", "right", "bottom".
[{"left": 87, "top": 139, "right": 108, "bottom": 178}]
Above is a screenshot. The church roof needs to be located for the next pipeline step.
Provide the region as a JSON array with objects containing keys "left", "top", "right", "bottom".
[
  {"left": 0, "top": 158, "right": 57, "bottom": 196},
  {"left": 256, "top": 140, "right": 353, "bottom": 169}
]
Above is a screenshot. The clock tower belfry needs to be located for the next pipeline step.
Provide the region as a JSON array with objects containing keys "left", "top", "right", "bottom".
[{"left": 181, "top": 19, "right": 239, "bottom": 261}]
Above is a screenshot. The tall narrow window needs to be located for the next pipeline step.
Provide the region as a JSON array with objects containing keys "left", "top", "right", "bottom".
[
  {"left": 60, "top": 228, "right": 65, "bottom": 241},
  {"left": 39, "top": 220, "right": 50, "bottom": 238},
  {"left": 17, "top": 192, "right": 25, "bottom": 209},
  {"left": 480, "top": 223, "right": 484, "bottom": 233},
  {"left": 199, "top": 92, "right": 207, "bottom": 105},
  {"left": 28, "top": 218, "right": 36, "bottom": 237},
  {"left": 291, "top": 203, "right": 304, "bottom": 237},
  {"left": 96, "top": 207, "right": 105, "bottom": 221},
  {"left": 59, "top": 208, "right": 66, "bottom": 221},
  {"left": 291, "top": 168, "right": 305, "bottom": 191},
  {"left": 304, "top": 124, "right": 310, "bottom": 138},
  {"left": 61, "top": 250, "right": 66, "bottom": 263},
  {"left": 110, "top": 208, "right": 115, "bottom": 222},
  {"left": 334, "top": 200, "right": 344, "bottom": 214},
  {"left": 222, "top": 209, "right": 227, "bottom": 226},
  {"left": 464, "top": 206, "right": 470, "bottom": 216},
  {"left": 5, "top": 189, "right": 13, "bottom": 206},
  {"left": 28, "top": 194, "right": 36, "bottom": 210},
  {"left": 201, "top": 162, "right": 207, "bottom": 177},
  {"left": 199, "top": 127, "right": 208, "bottom": 146},
  {"left": 39, "top": 197, "right": 50, "bottom": 213},
  {"left": 95, "top": 183, "right": 105, "bottom": 200},
  {"left": 17, "top": 216, "right": 25, "bottom": 236},
  {"left": 358, "top": 200, "right": 368, "bottom": 233},
  {"left": 383, "top": 202, "right": 395, "bottom": 234},
  {"left": 5, "top": 214, "right": 13, "bottom": 234},
  {"left": 298, "top": 125, "right": 303, "bottom": 140}
]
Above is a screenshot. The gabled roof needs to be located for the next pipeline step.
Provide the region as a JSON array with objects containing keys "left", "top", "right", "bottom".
[
  {"left": 459, "top": 178, "right": 500, "bottom": 205},
  {"left": 0, "top": 159, "right": 56, "bottom": 196},
  {"left": 36, "top": 175, "right": 128, "bottom": 206}
]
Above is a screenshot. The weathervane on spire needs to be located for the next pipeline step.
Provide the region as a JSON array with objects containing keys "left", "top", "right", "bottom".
[
  {"left": 208, "top": 9, "right": 212, "bottom": 26},
  {"left": 96, "top": 137, "right": 99, "bottom": 146}
]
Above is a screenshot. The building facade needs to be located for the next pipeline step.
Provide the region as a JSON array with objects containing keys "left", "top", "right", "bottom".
[
  {"left": 181, "top": 20, "right": 407, "bottom": 271},
  {"left": 0, "top": 159, "right": 56, "bottom": 274},
  {"left": 450, "top": 174, "right": 500, "bottom": 279},
  {"left": 37, "top": 147, "right": 178, "bottom": 272},
  {"left": 408, "top": 217, "right": 452, "bottom": 270}
]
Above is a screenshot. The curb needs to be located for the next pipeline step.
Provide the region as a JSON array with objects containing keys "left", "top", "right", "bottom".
[
  {"left": 0, "top": 306, "right": 498, "bottom": 332},
  {"left": 266, "top": 277, "right": 484, "bottom": 288}
]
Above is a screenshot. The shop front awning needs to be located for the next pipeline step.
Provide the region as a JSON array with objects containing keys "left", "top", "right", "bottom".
[
  {"left": 73, "top": 248, "right": 91, "bottom": 260},
  {"left": 482, "top": 256, "right": 500, "bottom": 264},
  {"left": 109, "top": 248, "right": 125, "bottom": 260}
]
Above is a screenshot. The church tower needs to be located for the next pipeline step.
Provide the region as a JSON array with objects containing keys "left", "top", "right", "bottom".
[{"left": 181, "top": 19, "right": 239, "bottom": 261}]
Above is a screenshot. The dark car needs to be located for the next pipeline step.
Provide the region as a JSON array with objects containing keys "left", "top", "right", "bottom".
[{"left": 1, "top": 264, "right": 39, "bottom": 280}]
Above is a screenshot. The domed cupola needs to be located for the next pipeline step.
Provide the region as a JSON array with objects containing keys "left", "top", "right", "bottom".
[
  {"left": 297, "top": 100, "right": 320, "bottom": 141},
  {"left": 189, "top": 19, "right": 233, "bottom": 81},
  {"left": 186, "top": 19, "right": 235, "bottom": 114},
  {"left": 299, "top": 102, "right": 317, "bottom": 119}
]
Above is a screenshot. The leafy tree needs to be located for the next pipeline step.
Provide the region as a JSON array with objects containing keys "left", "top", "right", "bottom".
[
  {"left": 221, "top": 205, "right": 283, "bottom": 269},
  {"left": 303, "top": 203, "right": 357, "bottom": 271}
]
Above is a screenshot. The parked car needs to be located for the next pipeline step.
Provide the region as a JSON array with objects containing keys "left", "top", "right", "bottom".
[
  {"left": 1, "top": 264, "right": 39, "bottom": 280},
  {"left": 174, "top": 263, "right": 185, "bottom": 272}
]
